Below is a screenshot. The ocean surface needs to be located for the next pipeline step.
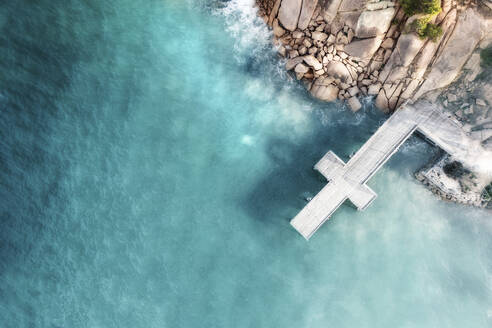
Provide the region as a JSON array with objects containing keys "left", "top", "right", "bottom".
[{"left": 0, "top": 0, "right": 491, "bottom": 327}]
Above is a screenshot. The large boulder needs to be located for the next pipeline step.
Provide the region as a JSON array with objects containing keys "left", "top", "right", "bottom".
[
  {"left": 268, "top": 0, "right": 283, "bottom": 25},
  {"left": 322, "top": 0, "right": 343, "bottom": 24},
  {"left": 344, "top": 37, "right": 383, "bottom": 60},
  {"left": 355, "top": 8, "right": 396, "bottom": 38},
  {"left": 272, "top": 19, "right": 285, "bottom": 37},
  {"left": 395, "top": 34, "right": 426, "bottom": 67},
  {"left": 298, "top": 0, "right": 318, "bottom": 30},
  {"left": 295, "top": 63, "right": 309, "bottom": 79},
  {"left": 286, "top": 57, "right": 304, "bottom": 70},
  {"left": 337, "top": 12, "right": 361, "bottom": 30},
  {"left": 375, "top": 82, "right": 402, "bottom": 112},
  {"left": 368, "top": 83, "right": 382, "bottom": 95},
  {"left": 311, "top": 31, "right": 328, "bottom": 41},
  {"left": 278, "top": 0, "right": 302, "bottom": 31},
  {"left": 295, "top": 63, "right": 309, "bottom": 73},
  {"left": 303, "top": 55, "right": 323, "bottom": 70},
  {"left": 483, "top": 0, "right": 492, "bottom": 10},
  {"left": 325, "top": 61, "right": 352, "bottom": 82},
  {"left": 338, "top": 0, "right": 367, "bottom": 12}
]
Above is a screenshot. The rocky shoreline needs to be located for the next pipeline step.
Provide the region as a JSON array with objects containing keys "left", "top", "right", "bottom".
[{"left": 256, "top": 0, "right": 492, "bottom": 207}]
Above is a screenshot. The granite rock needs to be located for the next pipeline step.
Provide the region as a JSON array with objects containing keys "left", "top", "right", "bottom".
[{"left": 278, "top": 0, "right": 302, "bottom": 31}]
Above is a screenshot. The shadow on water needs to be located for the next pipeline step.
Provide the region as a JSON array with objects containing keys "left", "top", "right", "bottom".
[
  {"left": 0, "top": 0, "right": 128, "bottom": 265},
  {"left": 0, "top": 1, "right": 84, "bottom": 264},
  {"left": 239, "top": 99, "right": 387, "bottom": 224}
]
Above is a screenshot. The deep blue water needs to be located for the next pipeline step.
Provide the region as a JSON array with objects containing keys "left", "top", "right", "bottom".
[{"left": 0, "top": 0, "right": 491, "bottom": 327}]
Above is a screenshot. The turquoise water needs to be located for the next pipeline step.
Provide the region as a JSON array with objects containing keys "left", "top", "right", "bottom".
[{"left": 1, "top": 0, "right": 491, "bottom": 327}]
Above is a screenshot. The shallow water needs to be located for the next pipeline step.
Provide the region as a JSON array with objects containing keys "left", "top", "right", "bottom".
[{"left": 0, "top": 0, "right": 491, "bottom": 327}]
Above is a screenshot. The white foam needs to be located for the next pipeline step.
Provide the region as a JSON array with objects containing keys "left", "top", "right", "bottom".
[
  {"left": 216, "top": 0, "right": 272, "bottom": 61},
  {"left": 244, "top": 78, "right": 274, "bottom": 102},
  {"left": 263, "top": 90, "right": 313, "bottom": 136}
]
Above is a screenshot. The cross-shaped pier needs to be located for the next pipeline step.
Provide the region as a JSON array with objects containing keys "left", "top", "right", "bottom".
[{"left": 291, "top": 101, "right": 490, "bottom": 240}]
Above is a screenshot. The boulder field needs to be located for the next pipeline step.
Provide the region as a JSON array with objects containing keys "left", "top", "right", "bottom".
[{"left": 256, "top": 0, "right": 492, "bottom": 113}]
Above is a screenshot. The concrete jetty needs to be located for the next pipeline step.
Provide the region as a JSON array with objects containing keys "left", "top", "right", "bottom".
[{"left": 291, "top": 101, "right": 492, "bottom": 240}]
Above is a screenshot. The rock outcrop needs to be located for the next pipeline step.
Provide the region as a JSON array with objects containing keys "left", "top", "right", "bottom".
[
  {"left": 355, "top": 8, "right": 395, "bottom": 38},
  {"left": 413, "top": 8, "right": 487, "bottom": 99},
  {"left": 278, "top": 0, "right": 302, "bottom": 31},
  {"left": 256, "top": 0, "right": 492, "bottom": 113},
  {"left": 298, "top": 0, "right": 319, "bottom": 30}
]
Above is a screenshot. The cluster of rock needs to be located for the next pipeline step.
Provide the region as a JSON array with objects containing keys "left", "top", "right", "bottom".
[
  {"left": 256, "top": 0, "right": 492, "bottom": 113},
  {"left": 436, "top": 53, "right": 492, "bottom": 150},
  {"left": 441, "top": 86, "right": 492, "bottom": 148},
  {"left": 415, "top": 156, "right": 489, "bottom": 207}
]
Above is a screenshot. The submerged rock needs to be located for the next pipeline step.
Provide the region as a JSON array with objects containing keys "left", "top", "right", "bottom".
[
  {"left": 310, "top": 83, "right": 339, "bottom": 101},
  {"left": 347, "top": 96, "right": 362, "bottom": 112}
]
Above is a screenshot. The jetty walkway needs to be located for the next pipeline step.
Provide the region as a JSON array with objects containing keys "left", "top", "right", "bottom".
[{"left": 291, "top": 101, "right": 491, "bottom": 240}]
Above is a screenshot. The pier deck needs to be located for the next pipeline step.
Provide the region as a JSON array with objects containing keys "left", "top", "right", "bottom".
[{"left": 291, "top": 101, "right": 491, "bottom": 240}]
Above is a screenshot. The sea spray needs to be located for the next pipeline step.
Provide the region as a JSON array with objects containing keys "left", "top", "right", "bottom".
[{"left": 216, "top": 0, "right": 272, "bottom": 59}]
